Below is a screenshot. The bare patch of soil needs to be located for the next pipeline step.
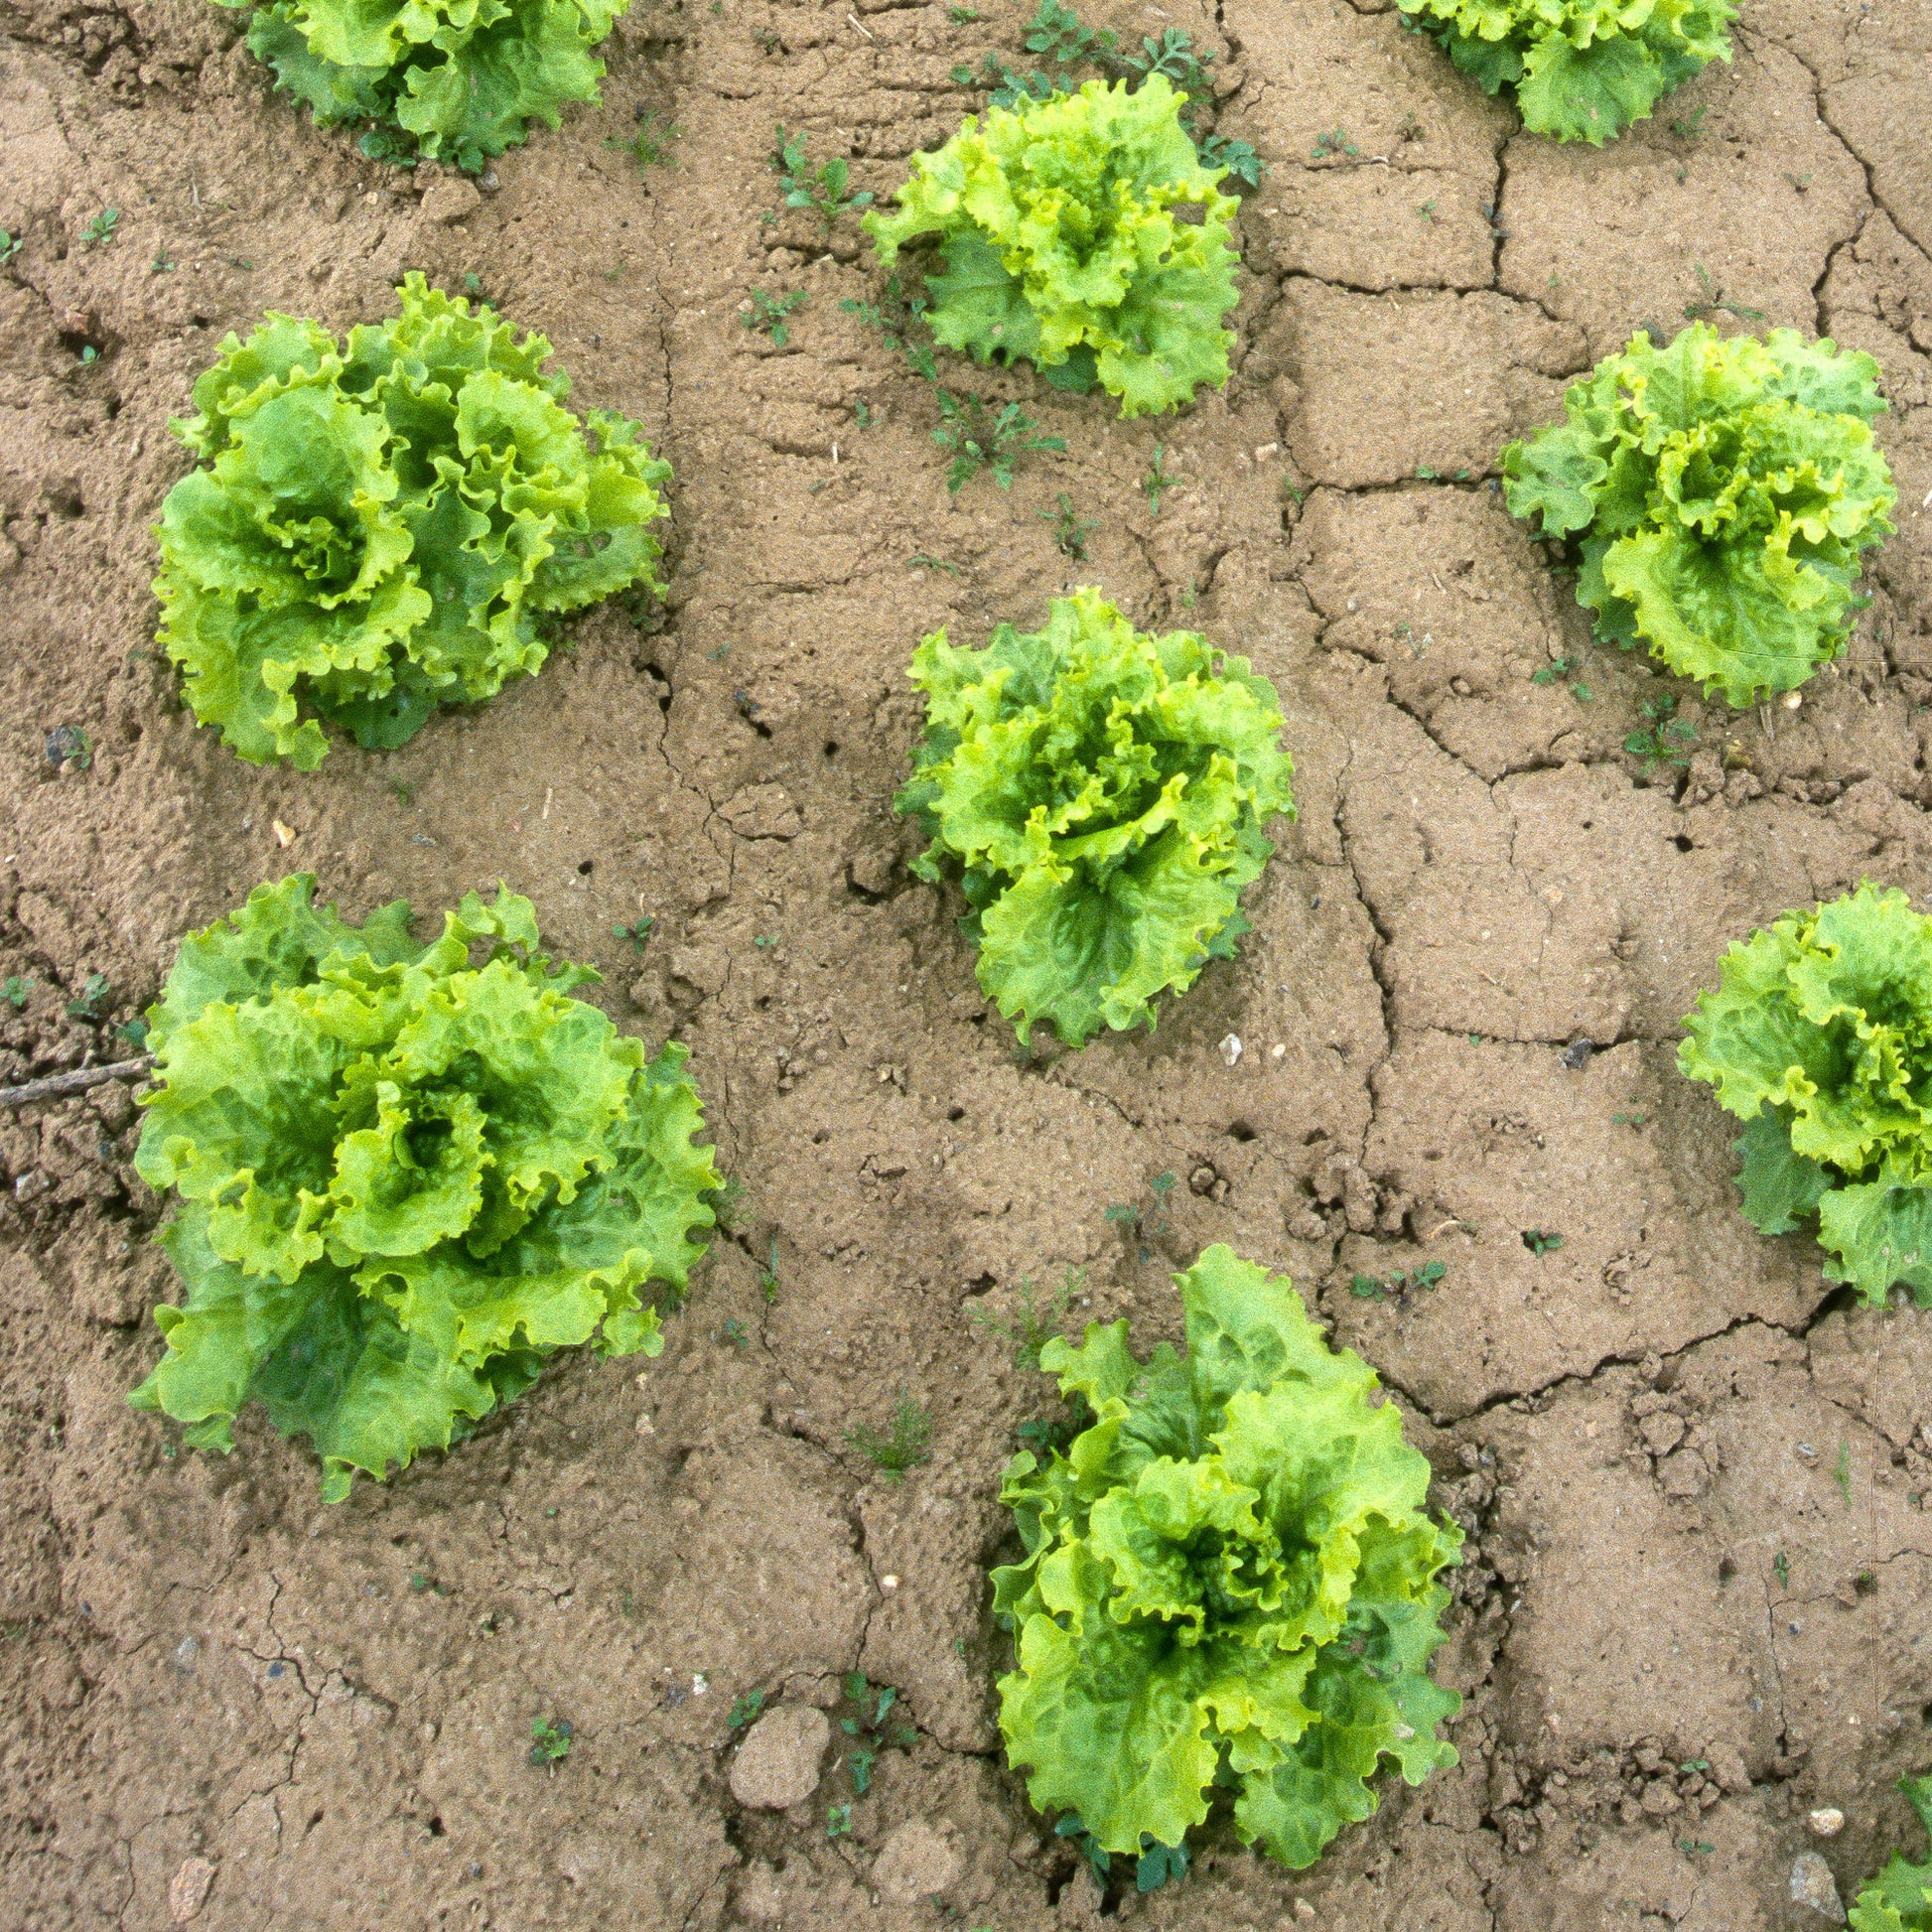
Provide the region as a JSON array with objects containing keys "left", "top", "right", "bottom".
[{"left": 2, "top": 0, "right": 1931, "bottom": 1927}]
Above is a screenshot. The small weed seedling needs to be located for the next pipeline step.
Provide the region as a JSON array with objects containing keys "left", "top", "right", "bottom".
[
  {"left": 759, "top": 1238, "right": 780, "bottom": 1306},
  {"left": 1054, "top": 1814, "right": 1113, "bottom": 1887},
  {"left": 65, "top": 973, "right": 112, "bottom": 1023},
  {"left": 1521, "top": 1228, "right": 1565, "bottom": 1257},
  {"left": 1531, "top": 655, "right": 1593, "bottom": 703},
  {"left": 46, "top": 724, "right": 91, "bottom": 768},
  {"left": 727, "top": 1688, "right": 765, "bottom": 1730},
  {"left": 972, "top": 1267, "right": 1080, "bottom": 1367},
  {"left": 529, "top": 1716, "right": 574, "bottom": 1768},
  {"left": 908, "top": 553, "right": 962, "bottom": 575},
  {"left": 1195, "top": 129, "right": 1264, "bottom": 188},
  {"left": 1669, "top": 104, "right": 1706, "bottom": 143},
  {"left": 1134, "top": 1836, "right": 1190, "bottom": 1893},
  {"left": 79, "top": 208, "right": 119, "bottom": 248},
  {"left": 767, "top": 126, "right": 873, "bottom": 231},
  {"left": 841, "top": 276, "right": 939, "bottom": 379},
  {"left": 1105, "top": 1172, "right": 1177, "bottom": 1261},
  {"left": 1311, "top": 127, "right": 1359, "bottom": 161},
  {"left": 720, "top": 1317, "right": 751, "bottom": 1351},
  {"left": 1684, "top": 263, "right": 1766, "bottom": 325},
  {"left": 116, "top": 1016, "right": 149, "bottom": 1050},
  {"left": 845, "top": 1397, "right": 932, "bottom": 1480},
  {"left": 1774, "top": 1549, "right": 1790, "bottom": 1587},
  {"left": 1417, "top": 199, "right": 1438, "bottom": 222},
  {"left": 2, "top": 976, "right": 31, "bottom": 1010},
  {"left": 1625, "top": 694, "right": 1699, "bottom": 767},
  {"left": 1118, "top": 25, "right": 1210, "bottom": 97},
  {"left": 1348, "top": 1259, "right": 1447, "bottom": 1303},
  {"left": 1835, "top": 1440, "right": 1854, "bottom": 1503},
  {"left": 742, "top": 288, "right": 809, "bottom": 345},
  {"left": 1678, "top": 1837, "right": 1716, "bottom": 1859},
  {"left": 837, "top": 1672, "right": 918, "bottom": 1794},
  {"left": 1141, "top": 443, "right": 1174, "bottom": 517},
  {"left": 1025, "top": 0, "right": 1115, "bottom": 67},
  {"left": 1041, "top": 491, "right": 1098, "bottom": 561},
  {"left": 931, "top": 392, "right": 1064, "bottom": 493},
  {"left": 947, "top": 3, "right": 981, "bottom": 18},
  {"left": 150, "top": 253, "right": 175, "bottom": 274},
  {"left": 706, "top": 1174, "right": 745, "bottom": 1233},
  {"left": 610, "top": 110, "right": 680, "bottom": 171},
  {"left": 826, "top": 1803, "right": 853, "bottom": 1840},
  {"left": 613, "top": 915, "right": 654, "bottom": 953},
  {"left": 0, "top": 231, "right": 21, "bottom": 267}
]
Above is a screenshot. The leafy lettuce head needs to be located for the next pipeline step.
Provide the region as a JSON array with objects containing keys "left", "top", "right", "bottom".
[
  {"left": 863, "top": 75, "right": 1239, "bottom": 417},
  {"left": 231, "top": 0, "right": 626, "bottom": 170},
  {"left": 1395, "top": 0, "right": 1735, "bottom": 144},
  {"left": 1853, "top": 1777, "right": 1932, "bottom": 1931},
  {"left": 154, "top": 274, "right": 670, "bottom": 769},
  {"left": 993, "top": 1246, "right": 1462, "bottom": 1869},
  {"left": 131, "top": 874, "right": 719, "bottom": 1500},
  {"left": 896, "top": 588, "right": 1295, "bottom": 1047},
  {"left": 1502, "top": 324, "right": 1894, "bottom": 706},
  {"left": 1680, "top": 883, "right": 1932, "bottom": 1309}
]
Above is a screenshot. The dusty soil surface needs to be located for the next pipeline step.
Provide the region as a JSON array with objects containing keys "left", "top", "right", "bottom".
[{"left": 3, "top": 0, "right": 1932, "bottom": 1927}]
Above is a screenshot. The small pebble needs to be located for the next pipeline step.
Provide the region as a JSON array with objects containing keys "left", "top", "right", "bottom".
[
  {"left": 1809, "top": 1808, "right": 1846, "bottom": 1838},
  {"left": 1560, "top": 1036, "right": 1593, "bottom": 1070},
  {"left": 881, "top": 1574, "right": 899, "bottom": 1590},
  {"left": 1219, "top": 1033, "right": 1243, "bottom": 1067},
  {"left": 1789, "top": 1851, "right": 1847, "bottom": 1923}
]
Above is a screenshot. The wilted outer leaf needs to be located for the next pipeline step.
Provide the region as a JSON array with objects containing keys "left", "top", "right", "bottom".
[
  {"left": 131, "top": 874, "right": 718, "bottom": 1500},
  {"left": 233, "top": 0, "right": 625, "bottom": 171},
  {"left": 1396, "top": 0, "right": 1736, "bottom": 145},
  {"left": 154, "top": 274, "right": 671, "bottom": 767},
  {"left": 896, "top": 588, "right": 1295, "bottom": 1047},
  {"left": 864, "top": 76, "right": 1238, "bottom": 418},
  {"left": 1502, "top": 324, "right": 1894, "bottom": 705},
  {"left": 1680, "top": 883, "right": 1932, "bottom": 1309},
  {"left": 993, "top": 1246, "right": 1462, "bottom": 1867}
]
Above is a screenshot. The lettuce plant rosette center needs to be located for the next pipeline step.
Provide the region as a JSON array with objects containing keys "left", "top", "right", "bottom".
[
  {"left": 1680, "top": 883, "right": 1932, "bottom": 1309},
  {"left": 863, "top": 75, "right": 1239, "bottom": 418},
  {"left": 1502, "top": 323, "right": 1894, "bottom": 706},
  {"left": 231, "top": 0, "right": 626, "bottom": 170},
  {"left": 130, "top": 874, "right": 719, "bottom": 1501},
  {"left": 1395, "top": 0, "right": 1735, "bottom": 145},
  {"left": 895, "top": 588, "right": 1296, "bottom": 1047},
  {"left": 1852, "top": 1777, "right": 1932, "bottom": 1931},
  {"left": 993, "top": 1246, "right": 1463, "bottom": 1870},
  {"left": 154, "top": 274, "right": 671, "bottom": 769}
]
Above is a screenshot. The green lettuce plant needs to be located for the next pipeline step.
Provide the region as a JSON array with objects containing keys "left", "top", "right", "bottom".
[
  {"left": 1395, "top": 0, "right": 1735, "bottom": 144},
  {"left": 154, "top": 274, "right": 670, "bottom": 769},
  {"left": 130, "top": 874, "right": 718, "bottom": 1500},
  {"left": 1680, "top": 883, "right": 1932, "bottom": 1309},
  {"left": 231, "top": 0, "right": 625, "bottom": 170},
  {"left": 993, "top": 1245, "right": 1463, "bottom": 1871},
  {"left": 896, "top": 588, "right": 1295, "bottom": 1047},
  {"left": 1853, "top": 1778, "right": 1932, "bottom": 1931},
  {"left": 1502, "top": 323, "right": 1894, "bottom": 706},
  {"left": 863, "top": 75, "right": 1239, "bottom": 418}
]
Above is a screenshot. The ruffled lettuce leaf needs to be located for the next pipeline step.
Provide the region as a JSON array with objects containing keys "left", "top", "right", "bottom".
[
  {"left": 1397, "top": 0, "right": 1736, "bottom": 144},
  {"left": 896, "top": 588, "right": 1295, "bottom": 1047},
  {"left": 130, "top": 874, "right": 718, "bottom": 1500},
  {"left": 153, "top": 274, "right": 671, "bottom": 768},
  {"left": 1852, "top": 1778, "right": 1932, "bottom": 1932},
  {"left": 864, "top": 76, "right": 1238, "bottom": 418},
  {"left": 230, "top": 0, "right": 623, "bottom": 171},
  {"left": 1679, "top": 882, "right": 1932, "bottom": 1309},
  {"left": 993, "top": 1247, "right": 1462, "bottom": 1868},
  {"left": 1502, "top": 324, "right": 1895, "bottom": 705}
]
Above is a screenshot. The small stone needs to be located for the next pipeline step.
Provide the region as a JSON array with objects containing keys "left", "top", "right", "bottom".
[
  {"left": 1293, "top": 1903, "right": 1317, "bottom": 1925},
  {"left": 871, "top": 1816, "right": 963, "bottom": 1904},
  {"left": 168, "top": 1857, "right": 216, "bottom": 1923},
  {"left": 13, "top": 1171, "right": 50, "bottom": 1203},
  {"left": 880, "top": 1575, "right": 898, "bottom": 1590},
  {"left": 1219, "top": 1033, "right": 1243, "bottom": 1067},
  {"left": 171, "top": 1636, "right": 200, "bottom": 1673},
  {"left": 1789, "top": 1851, "right": 1847, "bottom": 1923},
  {"left": 728, "top": 1705, "right": 830, "bottom": 1810},
  {"left": 1809, "top": 1808, "right": 1846, "bottom": 1838},
  {"left": 1560, "top": 1036, "right": 1593, "bottom": 1069},
  {"left": 420, "top": 178, "right": 482, "bottom": 225}
]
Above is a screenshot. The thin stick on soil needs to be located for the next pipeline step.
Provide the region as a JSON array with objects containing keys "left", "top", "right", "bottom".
[{"left": 0, "top": 1056, "right": 153, "bottom": 1108}]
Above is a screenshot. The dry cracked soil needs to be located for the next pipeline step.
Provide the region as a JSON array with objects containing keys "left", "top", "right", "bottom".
[{"left": 3, "top": 0, "right": 1932, "bottom": 1928}]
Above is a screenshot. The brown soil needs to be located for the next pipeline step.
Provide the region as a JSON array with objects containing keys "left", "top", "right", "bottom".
[{"left": 3, "top": 0, "right": 1931, "bottom": 1927}]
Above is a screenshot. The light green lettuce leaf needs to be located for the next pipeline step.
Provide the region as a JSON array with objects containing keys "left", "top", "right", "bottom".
[
  {"left": 153, "top": 275, "right": 672, "bottom": 766},
  {"left": 1680, "top": 881, "right": 1932, "bottom": 1308},
  {"left": 1503, "top": 324, "right": 1895, "bottom": 705},
  {"left": 994, "top": 1246, "right": 1461, "bottom": 1870},
  {"left": 1398, "top": 0, "right": 1735, "bottom": 145},
  {"left": 130, "top": 875, "right": 719, "bottom": 1497},
  {"left": 897, "top": 589, "right": 1295, "bottom": 1047},
  {"left": 1852, "top": 1778, "right": 1932, "bottom": 1932},
  {"left": 865, "top": 76, "right": 1238, "bottom": 418}
]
